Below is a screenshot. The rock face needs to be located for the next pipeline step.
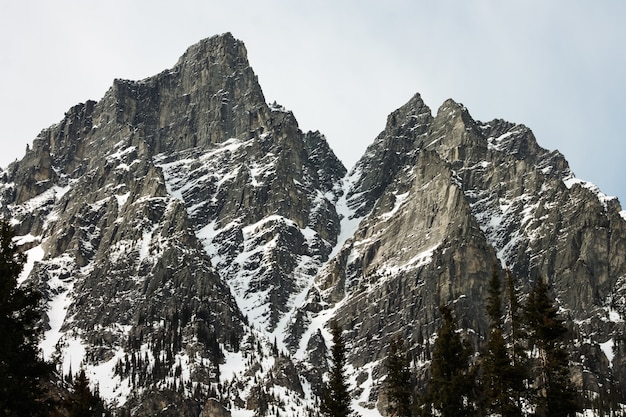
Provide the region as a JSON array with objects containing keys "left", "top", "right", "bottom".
[
  {"left": 2, "top": 33, "right": 626, "bottom": 415},
  {"left": 1, "top": 33, "right": 344, "bottom": 414},
  {"left": 201, "top": 399, "right": 231, "bottom": 417},
  {"left": 308, "top": 95, "right": 626, "bottom": 403}
]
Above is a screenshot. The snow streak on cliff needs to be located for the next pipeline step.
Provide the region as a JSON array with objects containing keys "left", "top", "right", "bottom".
[{"left": 1, "top": 33, "right": 626, "bottom": 416}]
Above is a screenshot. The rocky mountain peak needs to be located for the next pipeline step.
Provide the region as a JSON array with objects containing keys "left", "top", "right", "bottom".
[
  {"left": 106, "top": 34, "right": 266, "bottom": 153},
  {"left": 3, "top": 34, "right": 626, "bottom": 416},
  {"left": 176, "top": 32, "right": 246, "bottom": 64},
  {"left": 382, "top": 92, "right": 431, "bottom": 131},
  {"left": 1, "top": 32, "right": 331, "bottom": 412},
  {"left": 345, "top": 93, "right": 433, "bottom": 218}
]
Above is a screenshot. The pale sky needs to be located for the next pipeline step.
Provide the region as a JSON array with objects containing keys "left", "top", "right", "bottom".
[{"left": 1, "top": 1, "right": 624, "bottom": 206}]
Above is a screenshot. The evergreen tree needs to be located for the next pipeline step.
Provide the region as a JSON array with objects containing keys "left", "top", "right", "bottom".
[
  {"left": 524, "top": 278, "right": 578, "bottom": 417},
  {"left": 486, "top": 266, "right": 504, "bottom": 328},
  {"left": 481, "top": 267, "right": 522, "bottom": 416},
  {"left": 420, "top": 305, "right": 476, "bottom": 417},
  {"left": 321, "top": 319, "right": 352, "bottom": 417},
  {"left": 0, "top": 220, "right": 50, "bottom": 417},
  {"left": 504, "top": 270, "right": 525, "bottom": 367},
  {"left": 504, "top": 270, "right": 529, "bottom": 411},
  {"left": 67, "top": 369, "right": 109, "bottom": 417},
  {"left": 385, "top": 335, "right": 413, "bottom": 417}
]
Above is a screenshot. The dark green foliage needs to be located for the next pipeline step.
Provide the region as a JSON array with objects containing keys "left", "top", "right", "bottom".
[
  {"left": 0, "top": 220, "right": 50, "bottom": 417},
  {"left": 486, "top": 266, "right": 504, "bottom": 329},
  {"left": 525, "top": 278, "right": 566, "bottom": 349},
  {"left": 385, "top": 335, "right": 413, "bottom": 417},
  {"left": 67, "top": 369, "right": 109, "bottom": 417},
  {"left": 504, "top": 270, "right": 526, "bottom": 370},
  {"left": 503, "top": 270, "right": 530, "bottom": 412},
  {"left": 420, "top": 305, "right": 476, "bottom": 417},
  {"left": 481, "top": 267, "right": 523, "bottom": 416},
  {"left": 524, "top": 278, "right": 579, "bottom": 417},
  {"left": 321, "top": 319, "right": 352, "bottom": 417}
]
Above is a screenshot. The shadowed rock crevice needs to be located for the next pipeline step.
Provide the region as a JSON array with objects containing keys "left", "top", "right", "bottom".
[{"left": 1, "top": 33, "right": 625, "bottom": 415}]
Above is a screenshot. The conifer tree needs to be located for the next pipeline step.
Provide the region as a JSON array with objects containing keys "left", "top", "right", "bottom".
[
  {"left": 385, "top": 335, "right": 413, "bottom": 417},
  {"left": 504, "top": 270, "right": 529, "bottom": 410},
  {"left": 67, "top": 369, "right": 109, "bottom": 417},
  {"left": 524, "top": 278, "right": 578, "bottom": 417},
  {"left": 504, "top": 270, "right": 525, "bottom": 367},
  {"left": 420, "top": 305, "right": 476, "bottom": 417},
  {"left": 321, "top": 319, "right": 352, "bottom": 417},
  {"left": 0, "top": 220, "right": 50, "bottom": 417},
  {"left": 481, "top": 267, "right": 522, "bottom": 416}
]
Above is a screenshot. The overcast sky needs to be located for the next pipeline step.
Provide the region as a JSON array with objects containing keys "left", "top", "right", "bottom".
[{"left": 1, "top": 1, "right": 624, "bottom": 206}]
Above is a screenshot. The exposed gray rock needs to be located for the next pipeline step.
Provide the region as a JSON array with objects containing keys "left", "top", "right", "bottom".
[
  {"left": 201, "top": 399, "right": 231, "bottom": 417},
  {"left": 313, "top": 93, "right": 626, "bottom": 403},
  {"left": 2, "top": 32, "right": 625, "bottom": 415},
  {"left": 129, "top": 389, "right": 201, "bottom": 417}
]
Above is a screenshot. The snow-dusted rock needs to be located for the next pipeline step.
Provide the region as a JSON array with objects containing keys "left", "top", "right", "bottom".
[{"left": 2, "top": 32, "right": 626, "bottom": 415}]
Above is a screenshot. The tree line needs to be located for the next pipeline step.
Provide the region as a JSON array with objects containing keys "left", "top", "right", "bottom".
[
  {"left": 405, "top": 268, "right": 579, "bottom": 417},
  {"left": 322, "top": 268, "right": 592, "bottom": 417},
  {"left": 1, "top": 215, "right": 620, "bottom": 417},
  {"left": 0, "top": 220, "right": 109, "bottom": 416}
]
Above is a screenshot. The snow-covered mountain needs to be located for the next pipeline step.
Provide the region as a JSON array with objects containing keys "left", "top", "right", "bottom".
[{"left": 1, "top": 33, "right": 625, "bottom": 416}]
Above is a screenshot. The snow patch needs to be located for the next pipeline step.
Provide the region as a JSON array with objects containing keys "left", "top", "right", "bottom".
[
  {"left": 220, "top": 349, "right": 247, "bottom": 384},
  {"left": 292, "top": 289, "right": 360, "bottom": 362},
  {"left": 53, "top": 184, "right": 71, "bottom": 200},
  {"left": 115, "top": 192, "right": 130, "bottom": 207},
  {"left": 350, "top": 360, "right": 383, "bottom": 417},
  {"left": 15, "top": 237, "right": 44, "bottom": 285},
  {"left": 61, "top": 336, "right": 87, "bottom": 376},
  {"left": 607, "top": 306, "right": 623, "bottom": 323},
  {"left": 249, "top": 159, "right": 276, "bottom": 187},
  {"left": 138, "top": 226, "right": 157, "bottom": 263},
  {"left": 89, "top": 348, "right": 132, "bottom": 406},
  {"left": 107, "top": 145, "right": 137, "bottom": 162},
  {"left": 329, "top": 173, "right": 364, "bottom": 259},
  {"left": 39, "top": 255, "right": 77, "bottom": 360},
  {"left": 600, "top": 339, "right": 615, "bottom": 368},
  {"left": 378, "top": 245, "right": 438, "bottom": 277},
  {"left": 40, "top": 284, "right": 73, "bottom": 360},
  {"left": 380, "top": 192, "right": 409, "bottom": 221},
  {"left": 563, "top": 174, "right": 616, "bottom": 211},
  {"left": 20, "top": 187, "right": 57, "bottom": 212},
  {"left": 156, "top": 137, "right": 251, "bottom": 206},
  {"left": 487, "top": 129, "right": 521, "bottom": 151}
]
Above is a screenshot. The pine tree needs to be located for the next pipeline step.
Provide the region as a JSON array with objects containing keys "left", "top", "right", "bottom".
[
  {"left": 67, "top": 369, "right": 109, "bottom": 417},
  {"left": 321, "top": 319, "right": 352, "bottom": 417},
  {"left": 0, "top": 220, "right": 50, "bottom": 417},
  {"left": 524, "top": 278, "right": 578, "bottom": 417},
  {"left": 420, "top": 305, "right": 476, "bottom": 417},
  {"left": 481, "top": 267, "right": 522, "bottom": 416},
  {"left": 504, "top": 270, "right": 525, "bottom": 367},
  {"left": 504, "top": 270, "right": 529, "bottom": 411},
  {"left": 385, "top": 335, "right": 413, "bottom": 417}
]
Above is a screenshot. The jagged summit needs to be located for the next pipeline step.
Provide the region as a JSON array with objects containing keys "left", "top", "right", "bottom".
[
  {"left": 2, "top": 34, "right": 625, "bottom": 416},
  {"left": 174, "top": 32, "right": 249, "bottom": 69},
  {"left": 311, "top": 89, "right": 626, "bottom": 405},
  {"left": 0, "top": 32, "right": 347, "bottom": 413},
  {"left": 345, "top": 92, "right": 433, "bottom": 218}
]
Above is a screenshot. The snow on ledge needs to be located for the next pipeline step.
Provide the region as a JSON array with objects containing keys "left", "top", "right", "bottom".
[
  {"left": 16, "top": 238, "right": 44, "bottom": 285},
  {"left": 378, "top": 244, "right": 439, "bottom": 277},
  {"left": 380, "top": 191, "right": 410, "bottom": 221},
  {"left": 563, "top": 174, "right": 616, "bottom": 210},
  {"left": 600, "top": 339, "right": 615, "bottom": 368}
]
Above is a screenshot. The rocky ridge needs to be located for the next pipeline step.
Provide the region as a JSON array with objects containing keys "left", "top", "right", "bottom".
[{"left": 1, "top": 33, "right": 625, "bottom": 415}]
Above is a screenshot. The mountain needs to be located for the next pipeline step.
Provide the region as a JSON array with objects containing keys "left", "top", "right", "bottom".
[{"left": 1, "top": 33, "right": 625, "bottom": 416}]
